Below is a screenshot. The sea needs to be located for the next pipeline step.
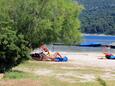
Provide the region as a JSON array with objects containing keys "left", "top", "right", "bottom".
[{"left": 48, "top": 35, "right": 115, "bottom": 53}]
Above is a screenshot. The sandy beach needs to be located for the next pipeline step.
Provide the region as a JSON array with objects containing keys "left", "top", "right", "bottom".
[
  {"left": 60, "top": 52, "right": 115, "bottom": 69},
  {"left": 35, "top": 45, "right": 115, "bottom": 69}
]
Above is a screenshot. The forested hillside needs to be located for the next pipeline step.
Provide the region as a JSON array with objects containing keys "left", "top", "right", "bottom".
[{"left": 76, "top": 0, "right": 115, "bottom": 35}]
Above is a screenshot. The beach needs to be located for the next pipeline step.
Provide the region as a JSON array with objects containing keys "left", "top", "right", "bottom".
[
  {"left": 47, "top": 44, "right": 115, "bottom": 69},
  {"left": 60, "top": 52, "right": 115, "bottom": 69},
  {"left": 0, "top": 51, "right": 115, "bottom": 86}
]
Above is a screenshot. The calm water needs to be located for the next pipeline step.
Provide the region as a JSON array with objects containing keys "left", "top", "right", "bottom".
[
  {"left": 48, "top": 45, "right": 115, "bottom": 53},
  {"left": 83, "top": 35, "right": 115, "bottom": 45},
  {"left": 48, "top": 35, "right": 115, "bottom": 53}
]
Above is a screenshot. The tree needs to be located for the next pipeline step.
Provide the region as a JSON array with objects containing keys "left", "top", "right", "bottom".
[
  {"left": 0, "top": 0, "right": 83, "bottom": 72},
  {"left": 0, "top": 28, "right": 29, "bottom": 73},
  {"left": 77, "top": 0, "right": 115, "bottom": 35},
  {"left": 0, "top": 0, "right": 83, "bottom": 47}
]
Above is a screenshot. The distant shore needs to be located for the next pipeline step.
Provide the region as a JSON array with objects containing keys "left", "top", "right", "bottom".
[{"left": 83, "top": 33, "right": 115, "bottom": 36}]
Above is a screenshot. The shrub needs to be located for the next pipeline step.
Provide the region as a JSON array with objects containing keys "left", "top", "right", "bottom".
[{"left": 0, "top": 28, "right": 30, "bottom": 73}]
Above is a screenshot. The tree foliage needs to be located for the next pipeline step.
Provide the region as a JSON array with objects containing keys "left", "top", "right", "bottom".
[
  {"left": 0, "top": 0, "right": 83, "bottom": 46},
  {"left": 76, "top": 0, "right": 115, "bottom": 35},
  {"left": 0, "top": 28, "right": 29, "bottom": 73},
  {"left": 0, "top": 0, "right": 82, "bottom": 72}
]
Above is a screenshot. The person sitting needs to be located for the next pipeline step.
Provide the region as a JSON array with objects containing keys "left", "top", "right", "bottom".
[
  {"left": 39, "top": 43, "right": 64, "bottom": 61},
  {"left": 31, "top": 43, "right": 68, "bottom": 62}
]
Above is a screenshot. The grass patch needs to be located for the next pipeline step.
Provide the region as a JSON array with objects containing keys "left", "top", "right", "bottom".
[
  {"left": 17, "top": 61, "right": 54, "bottom": 69},
  {"left": 2, "top": 60, "right": 115, "bottom": 86},
  {"left": 3, "top": 70, "right": 38, "bottom": 80},
  {"left": 38, "top": 76, "right": 115, "bottom": 86},
  {"left": 37, "top": 76, "right": 102, "bottom": 86},
  {"left": 97, "top": 77, "right": 107, "bottom": 86}
]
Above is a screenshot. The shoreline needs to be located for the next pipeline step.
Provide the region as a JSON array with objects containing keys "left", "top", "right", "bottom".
[{"left": 83, "top": 33, "right": 115, "bottom": 36}]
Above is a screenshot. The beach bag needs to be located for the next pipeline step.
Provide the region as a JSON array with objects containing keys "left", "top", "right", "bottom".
[
  {"left": 55, "top": 56, "right": 68, "bottom": 62},
  {"left": 63, "top": 56, "right": 68, "bottom": 62}
]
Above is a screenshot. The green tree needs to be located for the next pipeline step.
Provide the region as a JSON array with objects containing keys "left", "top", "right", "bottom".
[
  {"left": 77, "top": 0, "right": 115, "bottom": 35},
  {"left": 0, "top": 0, "right": 83, "bottom": 72},
  {"left": 0, "top": 28, "right": 29, "bottom": 73},
  {"left": 0, "top": 0, "right": 83, "bottom": 47}
]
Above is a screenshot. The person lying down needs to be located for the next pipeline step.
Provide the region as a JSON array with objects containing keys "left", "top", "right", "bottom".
[
  {"left": 30, "top": 43, "right": 68, "bottom": 62},
  {"left": 99, "top": 53, "right": 115, "bottom": 59}
]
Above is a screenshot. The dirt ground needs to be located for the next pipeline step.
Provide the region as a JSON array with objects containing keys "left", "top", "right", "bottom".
[{"left": 0, "top": 79, "right": 41, "bottom": 86}]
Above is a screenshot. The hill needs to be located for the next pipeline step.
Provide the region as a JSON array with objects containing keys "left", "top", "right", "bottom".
[{"left": 76, "top": 0, "right": 115, "bottom": 35}]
